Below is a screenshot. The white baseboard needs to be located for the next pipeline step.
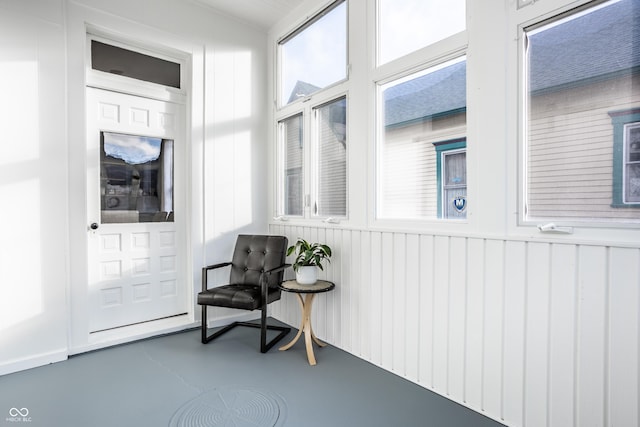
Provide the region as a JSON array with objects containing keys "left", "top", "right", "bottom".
[
  {"left": 1, "top": 312, "right": 264, "bottom": 376},
  {"left": 69, "top": 315, "right": 198, "bottom": 355},
  {"left": 0, "top": 349, "right": 67, "bottom": 377}
]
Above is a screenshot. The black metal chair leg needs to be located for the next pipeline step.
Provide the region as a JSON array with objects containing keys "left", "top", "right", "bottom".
[
  {"left": 201, "top": 305, "right": 290, "bottom": 351},
  {"left": 201, "top": 305, "right": 208, "bottom": 343},
  {"left": 260, "top": 304, "right": 268, "bottom": 352}
]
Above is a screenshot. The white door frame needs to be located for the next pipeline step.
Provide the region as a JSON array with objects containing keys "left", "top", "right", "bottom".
[{"left": 67, "top": 27, "right": 197, "bottom": 354}]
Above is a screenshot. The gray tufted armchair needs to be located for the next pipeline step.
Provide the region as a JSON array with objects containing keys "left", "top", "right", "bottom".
[{"left": 197, "top": 235, "right": 291, "bottom": 353}]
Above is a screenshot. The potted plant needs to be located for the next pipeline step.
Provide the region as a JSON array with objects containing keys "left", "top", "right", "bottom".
[{"left": 287, "top": 238, "right": 332, "bottom": 285}]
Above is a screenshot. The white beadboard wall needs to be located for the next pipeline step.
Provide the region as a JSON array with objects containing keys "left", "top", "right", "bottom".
[{"left": 269, "top": 224, "right": 639, "bottom": 427}]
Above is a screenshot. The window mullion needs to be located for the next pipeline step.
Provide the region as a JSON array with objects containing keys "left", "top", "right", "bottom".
[
  {"left": 310, "top": 107, "right": 319, "bottom": 217},
  {"left": 303, "top": 107, "right": 313, "bottom": 219}
]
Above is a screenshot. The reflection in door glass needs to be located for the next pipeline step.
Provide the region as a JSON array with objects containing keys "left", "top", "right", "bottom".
[{"left": 101, "top": 132, "right": 174, "bottom": 223}]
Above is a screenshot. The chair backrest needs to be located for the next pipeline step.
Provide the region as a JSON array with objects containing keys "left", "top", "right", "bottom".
[{"left": 229, "top": 235, "right": 288, "bottom": 287}]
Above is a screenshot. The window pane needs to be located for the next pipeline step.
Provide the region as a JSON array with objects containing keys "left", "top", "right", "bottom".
[
  {"left": 280, "top": 114, "right": 304, "bottom": 216},
  {"left": 525, "top": 0, "right": 640, "bottom": 222},
  {"left": 378, "top": 0, "right": 465, "bottom": 65},
  {"left": 626, "top": 124, "right": 640, "bottom": 203},
  {"left": 279, "top": 1, "right": 347, "bottom": 105},
  {"left": 443, "top": 151, "right": 466, "bottom": 219},
  {"left": 101, "top": 132, "right": 174, "bottom": 223},
  {"left": 91, "top": 41, "right": 180, "bottom": 88},
  {"left": 315, "top": 97, "right": 347, "bottom": 217},
  {"left": 378, "top": 58, "right": 466, "bottom": 219}
]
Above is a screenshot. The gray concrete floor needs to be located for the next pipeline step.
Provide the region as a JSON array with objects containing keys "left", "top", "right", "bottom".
[{"left": 0, "top": 320, "right": 506, "bottom": 427}]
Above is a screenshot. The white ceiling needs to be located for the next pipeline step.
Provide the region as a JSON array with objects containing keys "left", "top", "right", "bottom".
[{"left": 193, "top": 0, "right": 303, "bottom": 30}]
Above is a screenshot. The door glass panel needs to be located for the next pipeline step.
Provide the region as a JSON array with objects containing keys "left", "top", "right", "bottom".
[{"left": 101, "top": 132, "right": 174, "bottom": 223}]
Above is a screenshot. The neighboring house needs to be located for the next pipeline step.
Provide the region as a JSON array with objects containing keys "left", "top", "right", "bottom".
[
  {"left": 381, "top": 60, "right": 467, "bottom": 219},
  {"left": 286, "top": 80, "right": 322, "bottom": 104},
  {"left": 381, "top": 0, "right": 640, "bottom": 221},
  {"left": 527, "top": 0, "right": 640, "bottom": 220},
  {"left": 281, "top": 1, "right": 640, "bottom": 222}
]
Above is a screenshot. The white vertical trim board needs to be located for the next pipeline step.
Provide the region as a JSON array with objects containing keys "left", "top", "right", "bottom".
[{"left": 270, "top": 224, "right": 640, "bottom": 427}]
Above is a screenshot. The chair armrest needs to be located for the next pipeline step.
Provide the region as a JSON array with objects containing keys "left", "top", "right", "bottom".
[
  {"left": 202, "top": 262, "right": 232, "bottom": 292},
  {"left": 259, "top": 263, "right": 291, "bottom": 294},
  {"left": 263, "top": 263, "right": 291, "bottom": 276},
  {"left": 203, "top": 262, "right": 232, "bottom": 271}
]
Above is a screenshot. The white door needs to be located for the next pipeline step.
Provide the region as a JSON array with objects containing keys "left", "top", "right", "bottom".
[{"left": 86, "top": 87, "right": 187, "bottom": 333}]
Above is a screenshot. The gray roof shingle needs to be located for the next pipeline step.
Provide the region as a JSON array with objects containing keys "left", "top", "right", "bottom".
[
  {"left": 384, "top": 61, "right": 466, "bottom": 127},
  {"left": 529, "top": 0, "right": 640, "bottom": 93},
  {"left": 383, "top": 0, "right": 639, "bottom": 127}
]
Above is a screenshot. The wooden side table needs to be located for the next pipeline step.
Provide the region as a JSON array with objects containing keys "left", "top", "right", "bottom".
[{"left": 278, "top": 279, "right": 335, "bottom": 365}]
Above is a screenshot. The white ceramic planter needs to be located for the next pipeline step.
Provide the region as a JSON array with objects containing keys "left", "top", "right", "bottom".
[{"left": 295, "top": 266, "right": 318, "bottom": 285}]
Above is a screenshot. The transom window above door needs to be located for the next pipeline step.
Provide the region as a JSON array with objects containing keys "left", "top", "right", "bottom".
[
  {"left": 91, "top": 40, "right": 181, "bottom": 88},
  {"left": 86, "top": 33, "right": 187, "bottom": 103}
]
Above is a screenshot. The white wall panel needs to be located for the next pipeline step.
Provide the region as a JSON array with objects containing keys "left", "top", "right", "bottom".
[
  {"left": 576, "top": 246, "right": 607, "bottom": 427},
  {"left": 271, "top": 224, "right": 640, "bottom": 427},
  {"left": 369, "top": 231, "right": 383, "bottom": 365},
  {"left": 392, "top": 233, "right": 407, "bottom": 375},
  {"left": 465, "top": 238, "right": 485, "bottom": 409},
  {"left": 418, "top": 234, "right": 435, "bottom": 388},
  {"left": 405, "top": 233, "right": 420, "bottom": 383},
  {"left": 380, "top": 232, "right": 395, "bottom": 369},
  {"left": 524, "top": 242, "right": 551, "bottom": 427},
  {"left": 608, "top": 247, "right": 639, "bottom": 427},
  {"left": 482, "top": 239, "right": 505, "bottom": 417},
  {"left": 548, "top": 244, "right": 577, "bottom": 427},
  {"left": 358, "top": 230, "right": 372, "bottom": 359},
  {"left": 449, "top": 236, "right": 467, "bottom": 400},
  {"left": 0, "top": 0, "right": 68, "bottom": 375},
  {"left": 433, "top": 235, "right": 451, "bottom": 394},
  {"left": 502, "top": 240, "right": 527, "bottom": 426}
]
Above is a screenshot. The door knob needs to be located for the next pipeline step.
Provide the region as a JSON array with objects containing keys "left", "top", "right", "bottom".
[{"left": 90, "top": 223, "right": 99, "bottom": 230}]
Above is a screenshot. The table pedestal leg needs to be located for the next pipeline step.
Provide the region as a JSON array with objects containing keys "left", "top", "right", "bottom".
[{"left": 279, "top": 293, "right": 325, "bottom": 365}]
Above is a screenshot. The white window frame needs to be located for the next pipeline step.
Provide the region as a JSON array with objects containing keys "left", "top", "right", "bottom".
[
  {"left": 369, "top": 0, "right": 467, "bottom": 231},
  {"left": 274, "top": 0, "right": 350, "bottom": 223},
  {"left": 311, "top": 96, "right": 349, "bottom": 219},
  {"left": 518, "top": 0, "right": 640, "bottom": 231},
  {"left": 277, "top": 113, "right": 305, "bottom": 218},
  {"left": 276, "top": 0, "right": 348, "bottom": 108},
  {"left": 623, "top": 122, "right": 640, "bottom": 204},
  {"left": 276, "top": 92, "right": 349, "bottom": 221},
  {"left": 510, "top": 0, "right": 640, "bottom": 243},
  {"left": 373, "top": 54, "right": 468, "bottom": 225},
  {"left": 441, "top": 148, "right": 467, "bottom": 220}
]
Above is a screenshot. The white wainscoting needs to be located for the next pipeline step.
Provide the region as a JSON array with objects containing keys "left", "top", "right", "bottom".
[{"left": 270, "top": 224, "right": 639, "bottom": 427}]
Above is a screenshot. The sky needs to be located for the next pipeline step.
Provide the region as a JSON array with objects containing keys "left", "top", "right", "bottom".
[
  {"left": 280, "top": 0, "right": 466, "bottom": 104},
  {"left": 280, "top": 1, "right": 347, "bottom": 103},
  {"left": 103, "top": 132, "right": 162, "bottom": 165},
  {"left": 378, "top": 0, "right": 465, "bottom": 64}
]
